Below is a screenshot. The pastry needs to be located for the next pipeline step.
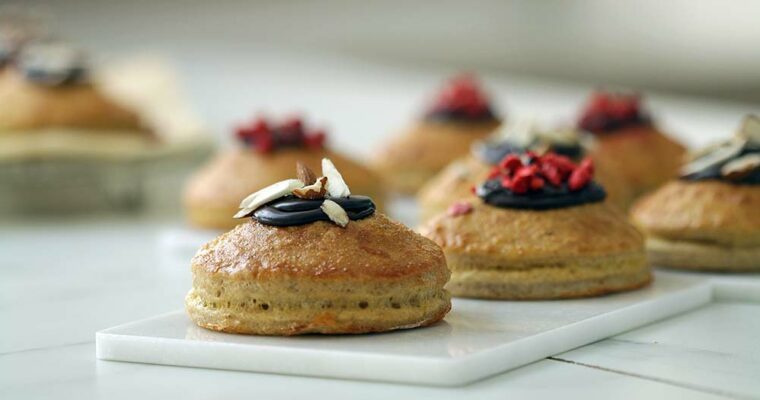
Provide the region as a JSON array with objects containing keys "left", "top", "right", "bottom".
[
  {"left": 578, "top": 90, "right": 686, "bottom": 208},
  {"left": 631, "top": 115, "right": 760, "bottom": 271},
  {"left": 418, "top": 120, "right": 632, "bottom": 221},
  {"left": 372, "top": 74, "right": 501, "bottom": 194},
  {"left": 184, "top": 115, "right": 385, "bottom": 230},
  {"left": 421, "top": 151, "right": 650, "bottom": 299},
  {"left": 0, "top": 40, "right": 152, "bottom": 159},
  {"left": 186, "top": 159, "right": 451, "bottom": 335}
]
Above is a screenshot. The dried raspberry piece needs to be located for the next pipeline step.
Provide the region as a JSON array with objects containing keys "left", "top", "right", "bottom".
[
  {"left": 499, "top": 155, "right": 522, "bottom": 173},
  {"left": 500, "top": 176, "right": 512, "bottom": 189},
  {"left": 568, "top": 166, "right": 592, "bottom": 191},
  {"left": 510, "top": 173, "right": 530, "bottom": 194},
  {"left": 530, "top": 176, "right": 545, "bottom": 190},
  {"left": 304, "top": 130, "right": 326, "bottom": 148},
  {"left": 447, "top": 201, "right": 473, "bottom": 217},
  {"left": 540, "top": 163, "right": 562, "bottom": 186},
  {"left": 252, "top": 133, "right": 274, "bottom": 154},
  {"left": 579, "top": 157, "right": 594, "bottom": 174},
  {"left": 542, "top": 153, "right": 576, "bottom": 175}
]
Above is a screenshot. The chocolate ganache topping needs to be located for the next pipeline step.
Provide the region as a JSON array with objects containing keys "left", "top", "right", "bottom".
[
  {"left": 577, "top": 91, "right": 651, "bottom": 134},
  {"left": 424, "top": 74, "right": 499, "bottom": 123},
  {"left": 680, "top": 115, "right": 760, "bottom": 185},
  {"left": 16, "top": 40, "right": 88, "bottom": 86},
  {"left": 253, "top": 195, "right": 375, "bottom": 226},
  {"left": 476, "top": 152, "right": 606, "bottom": 210},
  {"left": 473, "top": 122, "right": 585, "bottom": 165},
  {"left": 234, "top": 159, "right": 375, "bottom": 227}
]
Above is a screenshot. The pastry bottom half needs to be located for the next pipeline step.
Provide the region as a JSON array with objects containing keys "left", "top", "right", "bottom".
[
  {"left": 646, "top": 236, "right": 760, "bottom": 272},
  {"left": 186, "top": 273, "right": 451, "bottom": 335},
  {"left": 445, "top": 253, "right": 651, "bottom": 300}
]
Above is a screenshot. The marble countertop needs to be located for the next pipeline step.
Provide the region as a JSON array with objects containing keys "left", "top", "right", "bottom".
[{"left": 1, "top": 213, "right": 759, "bottom": 399}]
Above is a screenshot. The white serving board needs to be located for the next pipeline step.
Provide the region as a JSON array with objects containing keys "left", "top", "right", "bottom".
[{"left": 96, "top": 272, "right": 711, "bottom": 386}]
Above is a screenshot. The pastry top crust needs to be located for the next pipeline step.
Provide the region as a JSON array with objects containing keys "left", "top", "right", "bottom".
[
  {"left": 631, "top": 180, "right": 760, "bottom": 246},
  {"left": 373, "top": 120, "right": 499, "bottom": 173},
  {"left": 0, "top": 69, "right": 145, "bottom": 131},
  {"left": 184, "top": 147, "right": 381, "bottom": 209},
  {"left": 417, "top": 156, "right": 489, "bottom": 209},
  {"left": 192, "top": 213, "right": 449, "bottom": 282},
  {"left": 420, "top": 201, "right": 644, "bottom": 262},
  {"left": 589, "top": 126, "right": 685, "bottom": 198}
]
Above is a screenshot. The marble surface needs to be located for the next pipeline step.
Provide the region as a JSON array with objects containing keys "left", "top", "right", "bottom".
[{"left": 96, "top": 274, "right": 710, "bottom": 386}]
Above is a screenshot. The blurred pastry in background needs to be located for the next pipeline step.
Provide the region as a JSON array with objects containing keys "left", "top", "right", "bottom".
[
  {"left": 631, "top": 115, "right": 760, "bottom": 271},
  {"left": 578, "top": 90, "right": 686, "bottom": 208},
  {"left": 0, "top": 39, "right": 154, "bottom": 156},
  {"left": 184, "top": 115, "right": 384, "bottom": 230},
  {"left": 421, "top": 151, "right": 650, "bottom": 300},
  {"left": 372, "top": 74, "right": 502, "bottom": 194},
  {"left": 186, "top": 159, "right": 450, "bottom": 335},
  {"left": 417, "top": 119, "right": 631, "bottom": 221}
]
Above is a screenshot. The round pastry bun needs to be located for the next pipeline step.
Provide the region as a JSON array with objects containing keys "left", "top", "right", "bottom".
[
  {"left": 0, "top": 69, "right": 145, "bottom": 132},
  {"left": 186, "top": 213, "right": 451, "bottom": 335},
  {"left": 183, "top": 148, "right": 385, "bottom": 230},
  {"left": 631, "top": 180, "right": 760, "bottom": 271},
  {"left": 372, "top": 120, "right": 500, "bottom": 194},
  {"left": 588, "top": 125, "right": 685, "bottom": 207},
  {"left": 420, "top": 201, "right": 650, "bottom": 299},
  {"left": 417, "top": 155, "right": 633, "bottom": 222}
]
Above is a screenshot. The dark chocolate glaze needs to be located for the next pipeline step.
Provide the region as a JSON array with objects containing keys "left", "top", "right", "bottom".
[
  {"left": 680, "top": 145, "right": 760, "bottom": 185},
  {"left": 473, "top": 140, "right": 583, "bottom": 165},
  {"left": 22, "top": 66, "right": 87, "bottom": 86},
  {"left": 424, "top": 108, "right": 499, "bottom": 124},
  {"left": 253, "top": 195, "right": 375, "bottom": 226},
  {"left": 476, "top": 180, "right": 606, "bottom": 210}
]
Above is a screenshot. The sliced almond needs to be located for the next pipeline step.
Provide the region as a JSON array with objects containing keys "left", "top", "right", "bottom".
[
  {"left": 321, "top": 158, "right": 351, "bottom": 198},
  {"left": 721, "top": 153, "right": 760, "bottom": 180},
  {"left": 738, "top": 114, "right": 760, "bottom": 144},
  {"left": 235, "top": 178, "right": 304, "bottom": 218},
  {"left": 681, "top": 137, "right": 745, "bottom": 176},
  {"left": 293, "top": 176, "right": 327, "bottom": 199},
  {"left": 296, "top": 161, "right": 317, "bottom": 185},
  {"left": 320, "top": 199, "right": 349, "bottom": 227}
]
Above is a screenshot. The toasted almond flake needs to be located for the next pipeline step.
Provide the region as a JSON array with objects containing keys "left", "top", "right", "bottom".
[
  {"left": 321, "top": 158, "right": 350, "bottom": 197},
  {"left": 296, "top": 161, "right": 317, "bottom": 185},
  {"left": 721, "top": 153, "right": 760, "bottom": 180},
  {"left": 681, "top": 138, "right": 746, "bottom": 176},
  {"left": 235, "top": 179, "right": 304, "bottom": 218},
  {"left": 293, "top": 176, "right": 328, "bottom": 199},
  {"left": 233, "top": 207, "right": 256, "bottom": 219},
  {"left": 739, "top": 114, "right": 760, "bottom": 144},
  {"left": 320, "top": 199, "right": 349, "bottom": 227}
]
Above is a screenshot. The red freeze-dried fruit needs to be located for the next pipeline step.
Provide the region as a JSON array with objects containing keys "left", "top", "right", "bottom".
[
  {"left": 447, "top": 201, "right": 473, "bottom": 217},
  {"left": 568, "top": 165, "right": 592, "bottom": 191},
  {"left": 500, "top": 176, "right": 512, "bottom": 189},
  {"left": 510, "top": 173, "right": 530, "bottom": 194},
  {"left": 499, "top": 155, "right": 522, "bottom": 173},
  {"left": 541, "top": 163, "right": 562, "bottom": 186},
  {"left": 530, "top": 176, "right": 545, "bottom": 190}
]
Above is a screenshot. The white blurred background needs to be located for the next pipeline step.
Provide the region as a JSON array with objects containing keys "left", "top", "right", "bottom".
[{"left": 11, "top": 0, "right": 760, "bottom": 151}]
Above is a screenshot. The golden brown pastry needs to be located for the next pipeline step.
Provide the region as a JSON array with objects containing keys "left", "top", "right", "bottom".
[
  {"left": 418, "top": 122, "right": 632, "bottom": 221},
  {"left": 184, "top": 116, "right": 385, "bottom": 230},
  {"left": 186, "top": 160, "right": 450, "bottom": 335},
  {"left": 578, "top": 90, "right": 686, "bottom": 208},
  {"left": 372, "top": 75, "right": 501, "bottom": 194},
  {"left": 421, "top": 151, "right": 650, "bottom": 300},
  {"left": 631, "top": 116, "right": 760, "bottom": 271}
]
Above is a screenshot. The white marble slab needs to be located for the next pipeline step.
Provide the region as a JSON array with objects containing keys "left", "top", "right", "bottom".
[
  {"left": 554, "top": 279, "right": 760, "bottom": 399},
  {"left": 96, "top": 273, "right": 710, "bottom": 386}
]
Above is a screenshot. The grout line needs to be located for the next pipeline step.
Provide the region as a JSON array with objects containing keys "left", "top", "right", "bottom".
[
  {"left": 0, "top": 340, "right": 94, "bottom": 356},
  {"left": 547, "top": 357, "right": 751, "bottom": 400}
]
